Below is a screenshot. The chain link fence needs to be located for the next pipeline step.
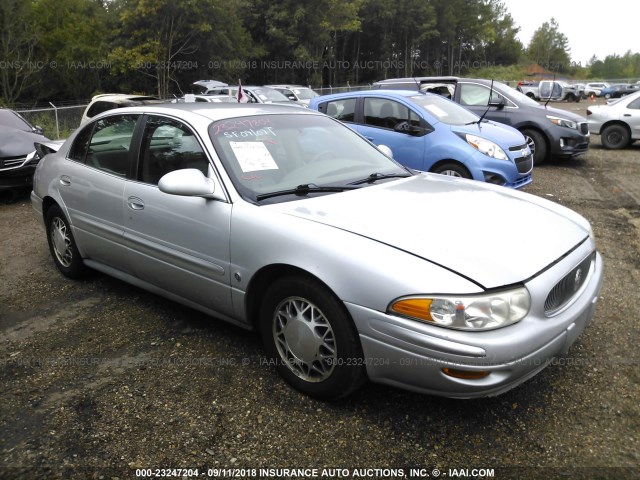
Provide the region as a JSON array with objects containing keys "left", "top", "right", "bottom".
[{"left": 16, "top": 104, "right": 86, "bottom": 141}]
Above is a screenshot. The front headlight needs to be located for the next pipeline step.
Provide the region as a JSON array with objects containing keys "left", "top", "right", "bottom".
[
  {"left": 464, "top": 134, "right": 509, "bottom": 160},
  {"left": 547, "top": 115, "right": 577, "bottom": 129},
  {"left": 389, "top": 287, "right": 531, "bottom": 331}
]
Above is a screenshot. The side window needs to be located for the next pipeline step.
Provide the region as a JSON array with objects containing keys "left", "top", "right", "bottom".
[
  {"left": 363, "top": 98, "right": 410, "bottom": 130},
  {"left": 68, "top": 124, "right": 94, "bottom": 162},
  {"left": 628, "top": 97, "right": 640, "bottom": 110},
  {"left": 324, "top": 99, "right": 356, "bottom": 123},
  {"left": 459, "top": 84, "right": 501, "bottom": 106},
  {"left": 86, "top": 114, "right": 139, "bottom": 176},
  {"left": 139, "top": 116, "right": 209, "bottom": 185}
]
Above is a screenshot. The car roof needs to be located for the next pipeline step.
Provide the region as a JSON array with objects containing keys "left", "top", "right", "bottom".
[
  {"left": 314, "top": 89, "right": 426, "bottom": 101},
  {"left": 96, "top": 102, "right": 320, "bottom": 123},
  {"left": 90, "top": 93, "right": 160, "bottom": 102}
]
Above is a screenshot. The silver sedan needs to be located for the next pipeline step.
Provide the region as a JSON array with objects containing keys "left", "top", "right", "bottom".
[
  {"left": 31, "top": 103, "right": 603, "bottom": 400},
  {"left": 587, "top": 90, "right": 640, "bottom": 149}
]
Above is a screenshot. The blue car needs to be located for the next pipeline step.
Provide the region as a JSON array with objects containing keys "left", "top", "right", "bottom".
[{"left": 308, "top": 90, "right": 533, "bottom": 189}]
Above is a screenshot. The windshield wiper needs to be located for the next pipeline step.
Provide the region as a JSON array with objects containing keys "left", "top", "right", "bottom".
[
  {"left": 348, "top": 172, "right": 411, "bottom": 185},
  {"left": 255, "top": 183, "right": 359, "bottom": 201}
]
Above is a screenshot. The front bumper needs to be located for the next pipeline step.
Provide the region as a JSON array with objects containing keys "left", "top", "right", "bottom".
[
  {"left": 347, "top": 241, "right": 603, "bottom": 398},
  {"left": 0, "top": 165, "right": 37, "bottom": 190},
  {"left": 549, "top": 129, "right": 590, "bottom": 158}
]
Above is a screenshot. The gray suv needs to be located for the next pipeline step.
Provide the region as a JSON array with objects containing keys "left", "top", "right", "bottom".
[{"left": 373, "top": 77, "right": 590, "bottom": 164}]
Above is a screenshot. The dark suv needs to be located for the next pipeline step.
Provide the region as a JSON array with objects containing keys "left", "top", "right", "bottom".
[{"left": 372, "top": 77, "right": 590, "bottom": 164}]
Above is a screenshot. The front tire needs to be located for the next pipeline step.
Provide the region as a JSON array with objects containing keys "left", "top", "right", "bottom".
[
  {"left": 45, "top": 205, "right": 85, "bottom": 278},
  {"left": 431, "top": 162, "right": 471, "bottom": 178},
  {"left": 259, "top": 275, "right": 367, "bottom": 400},
  {"left": 601, "top": 124, "right": 630, "bottom": 150},
  {"left": 521, "top": 128, "right": 548, "bottom": 165}
]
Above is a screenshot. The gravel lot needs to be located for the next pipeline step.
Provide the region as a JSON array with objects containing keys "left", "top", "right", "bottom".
[{"left": 1, "top": 100, "right": 639, "bottom": 479}]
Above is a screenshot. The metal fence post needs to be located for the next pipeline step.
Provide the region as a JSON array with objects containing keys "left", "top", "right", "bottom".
[{"left": 49, "top": 102, "right": 60, "bottom": 139}]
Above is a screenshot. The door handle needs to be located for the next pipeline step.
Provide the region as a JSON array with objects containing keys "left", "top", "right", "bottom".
[
  {"left": 127, "top": 196, "right": 145, "bottom": 210},
  {"left": 365, "top": 136, "right": 374, "bottom": 141},
  {"left": 623, "top": 114, "right": 631, "bottom": 117},
  {"left": 59, "top": 175, "right": 71, "bottom": 186}
]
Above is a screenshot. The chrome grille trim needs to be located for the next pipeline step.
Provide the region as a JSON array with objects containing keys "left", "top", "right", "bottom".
[
  {"left": 0, "top": 156, "right": 28, "bottom": 170},
  {"left": 544, "top": 251, "right": 596, "bottom": 317}
]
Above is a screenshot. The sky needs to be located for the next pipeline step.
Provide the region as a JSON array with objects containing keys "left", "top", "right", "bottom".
[{"left": 500, "top": 0, "right": 639, "bottom": 66}]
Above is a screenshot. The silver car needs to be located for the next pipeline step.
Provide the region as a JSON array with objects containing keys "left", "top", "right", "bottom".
[
  {"left": 587, "top": 90, "right": 640, "bottom": 149},
  {"left": 31, "top": 103, "right": 603, "bottom": 400}
]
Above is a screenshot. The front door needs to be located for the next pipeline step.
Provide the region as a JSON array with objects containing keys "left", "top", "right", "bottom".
[{"left": 123, "top": 115, "right": 234, "bottom": 317}]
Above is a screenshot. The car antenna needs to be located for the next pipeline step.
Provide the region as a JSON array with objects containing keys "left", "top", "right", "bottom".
[
  {"left": 544, "top": 73, "right": 556, "bottom": 108},
  {"left": 477, "top": 79, "right": 494, "bottom": 124}
]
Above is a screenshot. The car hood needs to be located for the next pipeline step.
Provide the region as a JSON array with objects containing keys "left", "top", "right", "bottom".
[
  {"left": 270, "top": 175, "right": 589, "bottom": 289},
  {"left": 450, "top": 120, "right": 525, "bottom": 145},
  {"left": 0, "top": 128, "right": 49, "bottom": 157}
]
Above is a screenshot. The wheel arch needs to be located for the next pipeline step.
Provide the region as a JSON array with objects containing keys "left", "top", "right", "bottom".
[
  {"left": 41, "top": 196, "right": 61, "bottom": 222},
  {"left": 601, "top": 120, "right": 631, "bottom": 136},
  {"left": 429, "top": 159, "right": 471, "bottom": 178},
  {"left": 245, "top": 264, "right": 342, "bottom": 330}
]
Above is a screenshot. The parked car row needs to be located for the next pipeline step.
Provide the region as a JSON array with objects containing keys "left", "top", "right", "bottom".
[
  {"left": 370, "top": 76, "right": 590, "bottom": 165},
  {"left": 190, "top": 81, "right": 318, "bottom": 106}
]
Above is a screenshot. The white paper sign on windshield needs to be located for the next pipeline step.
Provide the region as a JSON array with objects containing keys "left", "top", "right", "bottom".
[{"left": 230, "top": 141, "right": 279, "bottom": 172}]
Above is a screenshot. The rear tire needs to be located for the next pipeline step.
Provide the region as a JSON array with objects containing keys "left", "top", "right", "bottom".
[
  {"left": 259, "top": 274, "right": 367, "bottom": 400},
  {"left": 45, "top": 205, "right": 86, "bottom": 278},
  {"left": 601, "top": 124, "right": 630, "bottom": 150}
]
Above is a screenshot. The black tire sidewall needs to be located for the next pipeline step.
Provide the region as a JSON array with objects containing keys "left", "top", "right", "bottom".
[
  {"left": 521, "top": 129, "right": 547, "bottom": 165},
  {"left": 259, "top": 275, "right": 366, "bottom": 400},
  {"left": 45, "top": 205, "right": 85, "bottom": 278},
  {"left": 602, "top": 125, "right": 629, "bottom": 150}
]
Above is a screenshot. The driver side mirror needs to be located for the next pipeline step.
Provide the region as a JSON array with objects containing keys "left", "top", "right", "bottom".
[
  {"left": 489, "top": 96, "right": 505, "bottom": 109},
  {"left": 158, "top": 168, "right": 224, "bottom": 200},
  {"left": 377, "top": 145, "right": 394, "bottom": 158}
]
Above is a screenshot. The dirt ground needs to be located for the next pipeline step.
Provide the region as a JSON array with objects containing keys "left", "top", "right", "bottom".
[{"left": 1, "top": 100, "right": 639, "bottom": 479}]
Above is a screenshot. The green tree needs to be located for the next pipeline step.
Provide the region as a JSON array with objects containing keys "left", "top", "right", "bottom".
[
  {"left": 109, "top": 0, "right": 243, "bottom": 98},
  {"left": 0, "top": 0, "right": 39, "bottom": 106},
  {"left": 482, "top": 1, "right": 523, "bottom": 67},
  {"left": 32, "top": 0, "right": 110, "bottom": 101},
  {"left": 526, "top": 18, "right": 571, "bottom": 72}
]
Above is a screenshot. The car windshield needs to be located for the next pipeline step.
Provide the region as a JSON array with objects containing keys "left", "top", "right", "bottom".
[
  {"left": 245, "top": 88, "right": 291, "bottom": 103},
  {"left": 208, "top": 113, "right": 410, "bottom": 203},
  {"left": 0, "top": 109, "right": 33, "bottom": 131},
  {"left": 292, "top": 88, "right": 318, "bottom": 100},
  {"left": 406, "top": 94, "right": 479, "bottom": 125}
]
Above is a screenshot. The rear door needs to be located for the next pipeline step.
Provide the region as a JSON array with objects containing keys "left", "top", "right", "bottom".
[
  {"left": 122, "top": 115, "right": 234, "bottom": 316},
  {"left": 59, "top": 114, "right": 140, "bottom": 272}
]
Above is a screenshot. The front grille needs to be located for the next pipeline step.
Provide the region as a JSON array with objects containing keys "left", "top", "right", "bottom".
[
  {"left": 0, "top": 156, "right": 27, "bottom": 170},
  {"left": 579, "top": 122, "right": 589, "bottom": 135},
  {"left": 515, "top": 154, "right": 533, "bottom": 173},
  {"left": 544, "top": 252, "right": 595, "bottom": 316}
]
